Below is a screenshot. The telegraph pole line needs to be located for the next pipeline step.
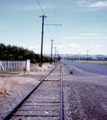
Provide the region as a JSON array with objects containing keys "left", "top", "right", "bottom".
[
  {"left": 55, "top": 47, "right": 56, "bottom": 63},
  {"left": 39, "top": 15, "right": 47, "bottom": 67},
  {"left": 50, "top": 39, "right": 54, "bottom": 64},
  {"left": 87, "top": 50, "right": 89, "bottom": 62}
]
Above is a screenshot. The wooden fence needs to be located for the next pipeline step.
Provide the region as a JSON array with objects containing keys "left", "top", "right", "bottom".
[{"left": 0, "top": 60, "right": 26, "bottom": 71}]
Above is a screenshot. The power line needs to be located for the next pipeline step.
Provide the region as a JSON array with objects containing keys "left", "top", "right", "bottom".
[
  {"left": 47, "top": 20, "right": 107, "bottom": 23},
  {"left": 22, "top": 0, "right": 35, "bottom": 18},
  {"left": 36, "top": 0, "right": 45, "bottom": 15},
  {"left": 53, "top": 0, "right": 60, "bottom": 41},
  {"left": 36, "top": 0, "right": 53, "bottom": 38},
  {"left": 0, "top": 19, "right": 38, "bottom": 22},
  {"left": 0, "top": 26, "right": 37, "bottom": 32},
  {"left": 14, "top": 0, "right": 37, "bottom": 22},
  {"left": 36, "top": 0, "right": 61, "bottom": 39},
  {"left": 14, "top": 0, "right": 30, "bottom": 19},
  {"left": 53, "top": 0, "right": 57, "bottom": 24},
  {"left": 45, "top": 19, "right": 53, "bottom": 38}
]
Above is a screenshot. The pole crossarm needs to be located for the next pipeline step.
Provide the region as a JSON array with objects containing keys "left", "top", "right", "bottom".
[
  {"left": 39, "top": 15, "right": 47, "bottom": 18},
  {"left": 44, "top": 24, "right": 62, "bottom": 26}
]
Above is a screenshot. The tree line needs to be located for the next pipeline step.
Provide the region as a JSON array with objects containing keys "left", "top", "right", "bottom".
[{"left": 0, "top": 43, "right": 51, "bottom": 63}]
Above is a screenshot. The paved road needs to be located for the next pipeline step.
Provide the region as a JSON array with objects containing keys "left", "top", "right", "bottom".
[{"left": 62, "top": 59, "right": 107, "bottom": 76}]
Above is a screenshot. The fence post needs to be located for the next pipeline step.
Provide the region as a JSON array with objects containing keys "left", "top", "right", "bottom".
[
  {"left": 0, "top": 61, "right": 1, "bottom": 70},
  {"left": 5, "top": 61, "right": 6, "bottom": 70},
  {"left": 26, "top": 59, "right": 30, "bottom": 72},
  {"left": 15, "top": 61, "right": 16, "bottom": 70},
  {"left": 0, "top": 61, "right": 5, "bottom": 71},
  {"left": 23, "top": 61, "right": 25, "bottom": 71}
]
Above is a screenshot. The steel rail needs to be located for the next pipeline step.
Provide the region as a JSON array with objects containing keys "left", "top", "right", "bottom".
[
  {"left": 3, "top": 65, "right": 58, "bottom": 120},
  {"left": 60, "top": 64, "right": 64, "bottom": 120}
]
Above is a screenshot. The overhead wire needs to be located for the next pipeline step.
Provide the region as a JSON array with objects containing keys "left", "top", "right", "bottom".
[
  {"left": 53, "top": 0, "right": 60, "bottom": 41},
  {"left": 3, "top": 0, "right": 37, "bottom": 32},
  {"left": 0, "top": 19, "right": 37, "bottom": 22},
  {"left": 22, "top": 0, "right": 35, "bottom": 18},
  {"left": 53, "top": 0, "right": 57, "bottom": 24},
  {"left": 47, "top": 20, "right": 107, "bottom": 23},
  {"left": 0, "top": 26, "right": 37, "bottom": 32},
  {"left": 36, "top": 0, "right": 45, "bottom": 15},
  {"left": 45, "top": 20, "right": 53, "bottom": 38},
  {"left": 0, "top": 0, "right": 39, "bottom": 32},
  {"left": 3, "top": 0, "right": 38, "bottom": 22},
  {"left": 36, "top": 0, "right": 53, "bottom": 38},
  {"left": 73, "top": 20, "right": 107, "bottom": 22},
  {"left": 14, "top": 0, "right": 31, "bottom": 20}
]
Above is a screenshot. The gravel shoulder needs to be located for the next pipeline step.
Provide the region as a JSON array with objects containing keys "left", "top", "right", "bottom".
[{"left": 62, "top": 64, "right": 107, "bottom": 120}]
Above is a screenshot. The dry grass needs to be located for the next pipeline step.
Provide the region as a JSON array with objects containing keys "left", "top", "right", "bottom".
[
  {"left": 79, "top": 60, "right": 107, "bottom": 65},
  {"left": 30, "top": 63, "right": 53, "bottom": 72},
  {"left": 0, "top": 77, "right": 38, "bottom": 96},
  {"left": 0, "top": 77, "right": 19, "bottom": 96},
  {"left": 0, "top": 63, "right": 53, "bottom": 96}
]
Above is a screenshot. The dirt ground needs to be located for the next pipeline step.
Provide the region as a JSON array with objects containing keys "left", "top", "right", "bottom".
[{"left": 0, "top": 63, "right": 54, "bottom": 120}]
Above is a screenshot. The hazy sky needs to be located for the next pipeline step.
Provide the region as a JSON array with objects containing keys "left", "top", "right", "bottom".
[{"left": 0, "top": 0, "right": 107, "bottom": 55}]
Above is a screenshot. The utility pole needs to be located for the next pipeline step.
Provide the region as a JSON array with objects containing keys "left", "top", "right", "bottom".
[
  {"left": 39, "top": 15, "right": 47, "bottom": 67},
  {"left": 50, "top": 39, "right": 54, "bottom": 64},
  {"left": 57, "top": 50, "right": 60, "bottom": 61},
  {"left": 55, "top": 47, "right": 56, "bottom": 63},
  {"left": 79, "top": 52, "right": 80, "bottom": 61},
  {"left": 87, "top": 50, "right": 89, "bottom": 62}
]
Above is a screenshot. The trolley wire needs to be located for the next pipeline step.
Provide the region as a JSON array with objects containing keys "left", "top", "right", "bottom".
[
  {"left": 0, "top": 0, "right": 37, "bottom": 32},
  {"left": 36, "top": 0, "right": 45, "bottom": 15},
  {"left": 22, "top": 0, "right": 35, "bottom": 18},
  {"left": 52, "top": 0, "right": 60, "bottom": 41},
  {"left": 45, "top": 19, "right": 53, "bottom": 38},
  {"left": 47, "top": 20, "right": 107, "bottom": 23},
  {"left": 0, "top": 26, "right": 37, "bottom": 32},
  {"left": 53, "top": 0, "right": 57, "bottom": 24},
  {"left": 36, "top": 0, "right": 53, "bottom": 38},
  {"left": 14, "top": 0, "right": 31, "bottom": 20}
]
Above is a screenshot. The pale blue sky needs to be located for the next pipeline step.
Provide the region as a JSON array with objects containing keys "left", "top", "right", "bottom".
[{"left": 0, "top": 0, "right": 107, "bottom": 55}]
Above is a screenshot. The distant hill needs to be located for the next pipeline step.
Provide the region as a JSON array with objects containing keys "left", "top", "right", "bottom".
[
  {"left": 45, "top": 54, "right": 107, "bottom": 61},
  {"left": 0, "top": 43, "right": 51, "bottom": 63}
]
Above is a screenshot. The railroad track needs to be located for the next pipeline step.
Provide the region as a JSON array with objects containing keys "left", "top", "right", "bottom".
[{"left": 3, "top": 64, "right": 63, "bottom": 120}]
